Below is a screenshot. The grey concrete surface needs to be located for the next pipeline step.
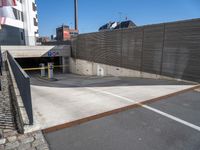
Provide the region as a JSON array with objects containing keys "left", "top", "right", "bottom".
[
  {"left": 148, "top": 90, "right": 200, "bottom": 126},
  {"left": 70, "top": 58, "right": 198, "bottom": 84},
  {"left": 44, "top": 100, "right": 200, "bottom": 150},
  {"left": 26, "top": 73, "right": 195, "bottom": 133}
]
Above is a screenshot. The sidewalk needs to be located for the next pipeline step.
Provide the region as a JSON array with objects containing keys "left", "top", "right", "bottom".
[
  {"left": 0, "top": 129, "right": 49, "bottom": 150},
  {"left": 0, "top": 71, "right": 15, "bottom": 130},
  {"left": 0, "top": 66, "right": 49, "bottom": 150}
]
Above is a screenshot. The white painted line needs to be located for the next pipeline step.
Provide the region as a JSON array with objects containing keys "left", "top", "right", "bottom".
[
  {"left": 142, "top": 105, "right": 200, "bottom": 132},
  {"left": 88, "top": 88, "right": 134, "bottom": 103},
  {"left": 87, "top": 87, "right": 200, "bottom": 132}
]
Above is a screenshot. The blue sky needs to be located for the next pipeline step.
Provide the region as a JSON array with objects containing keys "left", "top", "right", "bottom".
[{"left": 37, "top": 0, "right": 200, "bottom": 36}]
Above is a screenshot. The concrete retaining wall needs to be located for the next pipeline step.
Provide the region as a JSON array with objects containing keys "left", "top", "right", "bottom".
[{"left": 70, "top": 58, "right": 197, "bottom": 84}]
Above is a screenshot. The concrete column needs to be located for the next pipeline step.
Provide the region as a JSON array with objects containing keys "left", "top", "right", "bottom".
[
  {"left": 62, "top": 57, "right": 68, "bottom": 73},
  {"left": 40, "top": 63, "right": 45, "bottom": 77}
]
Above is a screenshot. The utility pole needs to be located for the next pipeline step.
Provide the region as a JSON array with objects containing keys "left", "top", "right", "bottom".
[{"left": 74, "top": 0, "right": 78, "bottom": 31}]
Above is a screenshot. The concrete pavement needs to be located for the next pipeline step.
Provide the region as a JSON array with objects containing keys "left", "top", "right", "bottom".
[{"left": 25, "top": 74, "right": 196, "bottom": 132}]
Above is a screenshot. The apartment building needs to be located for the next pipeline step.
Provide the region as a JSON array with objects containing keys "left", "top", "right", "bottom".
[{"left": 0, "top": 0, "right": 39, "bottom": 45}]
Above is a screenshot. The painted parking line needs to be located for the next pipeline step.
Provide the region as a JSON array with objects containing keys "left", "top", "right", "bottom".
[{"left": 87, "top": 86, "right": 200, "bottom": 132}]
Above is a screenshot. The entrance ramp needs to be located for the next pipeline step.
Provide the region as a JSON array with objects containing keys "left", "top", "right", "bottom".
[{"left": 25, "top": 74, "right": 198, "bottom": 132}]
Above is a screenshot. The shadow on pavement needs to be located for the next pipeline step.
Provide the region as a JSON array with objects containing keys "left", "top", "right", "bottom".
[{"left": 28, "top": 72, "right": 194, "bottom": 88}]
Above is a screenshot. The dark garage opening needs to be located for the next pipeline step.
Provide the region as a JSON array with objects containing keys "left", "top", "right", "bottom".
[{"left": 15, "top": 57, "right": 64, "bottom": 74}]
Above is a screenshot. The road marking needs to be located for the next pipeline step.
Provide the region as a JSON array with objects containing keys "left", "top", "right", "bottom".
[{"left": 88, "top": 87, "right": 200, "bottom": 132}]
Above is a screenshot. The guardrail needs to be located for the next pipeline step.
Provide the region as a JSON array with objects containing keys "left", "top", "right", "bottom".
[{"left": 7, "top": 51, "right": 33, "bottom": 125}]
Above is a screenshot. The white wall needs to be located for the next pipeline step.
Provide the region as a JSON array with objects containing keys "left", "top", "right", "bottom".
[
  {"left": 70, "top": 58, "right": 157, "bottom": 78},
  {"left": 21, "top": 0, "right": 38, "bottom": 46},
  {"left": 69, "top": 58, "right": 196, "bottom": 84}
]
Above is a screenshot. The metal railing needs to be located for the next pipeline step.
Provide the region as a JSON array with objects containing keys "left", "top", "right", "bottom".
[{"left": 7, "top": 52, "right": 33, "bottom": 124}]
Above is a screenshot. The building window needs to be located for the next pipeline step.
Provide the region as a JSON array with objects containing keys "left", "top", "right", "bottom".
[
  {"left": 21, "top": 12, "right": 24, "bottom": 22},
  {"left": 35, "top": 30, "right": 39, "bottom": 34},
  {"left": 32, "top": 2, "right": 37, "bottom": 11},
  {"left": 21, "top": 32, "right": 24, "bottom": 40},
  {"left": 17, "top": 0, "right": 22, "bottom": 3},
  {"left": 12, "top": 8, "right": 24, "bottom": 22},
  {"left": 33, "top": 18, "right": 38, "bottom": 26}
]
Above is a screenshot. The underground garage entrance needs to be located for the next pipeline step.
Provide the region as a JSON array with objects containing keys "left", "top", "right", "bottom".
[{"left": 15, "top": 57, "right": 70, "bottom": 75}]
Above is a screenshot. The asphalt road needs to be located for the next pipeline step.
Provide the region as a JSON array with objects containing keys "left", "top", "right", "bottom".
[{"left": 44, "top": 90, "right": 200, "bottom": 150}]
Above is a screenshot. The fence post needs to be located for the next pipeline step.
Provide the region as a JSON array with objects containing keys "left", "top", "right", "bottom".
[
  {"left": 140, "top": 27, "right": 145, "bottom": 72},
  {"left": 160, "top": 24, "right": 166, "bottom": 75}
]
